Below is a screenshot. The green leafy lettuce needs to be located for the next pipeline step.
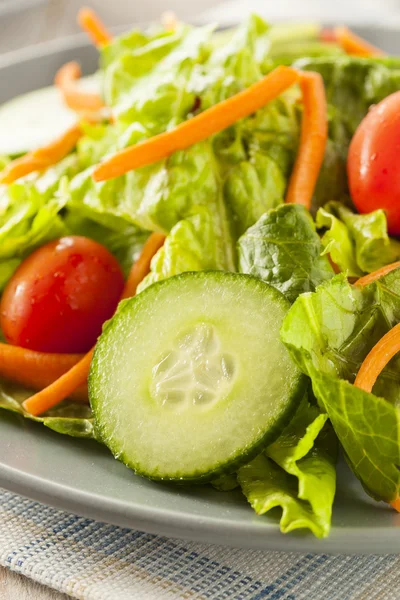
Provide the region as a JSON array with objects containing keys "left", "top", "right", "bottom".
[
  {"left": 238, "top": 204, "right": 333, "bottom": 303},
  {"left": 238, "top": 398, "right": 337, "bottom": 538},
  {"left": 281, "top": 271, "right": 400, "bottom": 503},
  {"left": 317, "top": 201, "right": 400, "bottom": 276},
  {"left": 0, "top": 156, "right": 78, "bottom": 290},
  {"left": 0, "top": 379, "right": 95, "bottom": 439}
]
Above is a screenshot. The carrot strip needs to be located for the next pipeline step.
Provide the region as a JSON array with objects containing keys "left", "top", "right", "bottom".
[
  {"left": 0, "top": 343, "right": 87, "bottom": 402},
  {"left": 93, "top": 66, "right": 300, "bottom": 182},
  {"left": 121, "top": 232, "right": 166, "bottom": 299},
  {"left": 355, "top": 262, "right": 400, "bottom": 288},
  {"left": 77, "top": 7, "right": 112, "bottom": 48},
  {"left": 0, "top": 124, "right": 82, "bottom": 185},
  {"left": 55, "top": 61, "right": 104, "bottom": 113},
  {"left": 354, "top": 323, "right": 400, "bottom": 393},
  {"left": 285, "top": 71, "right": 328, "bottom": 209},
  {"left": 334, "top": 26, "right": 385, "bottom": 57},
  {"left": 392, "top": 498, "right": 400, "bottom": 512},
  {"left": 22, "top": 233, "right": 166, "bottom": 416},
  {"left": 22, "top": 352, "right": 93, "bottom": 416}
]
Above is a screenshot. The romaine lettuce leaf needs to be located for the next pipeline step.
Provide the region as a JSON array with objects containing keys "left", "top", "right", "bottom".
[
  {"left": 138, "top": 207, "right": 226, "bottom": 291},
  {"left": 238, "top": 204, "right": 333, "bottom": 303},
  {"left": 281, "top": 270, "right": 400, "bottom": 504},
  {"left": 0, "top": 379, "right": 95, "bottom": 439},
  {"left": 281, "top": 271, "right": 400, "bottom": 404},
  {"left": 317, "top": 201, "right": 400, "bottom": 276},
  {"left": 238, "top": 399, "right": 337, "bottom": 538},
  {"left": 0, "top": 156, "right": 79, "bottom": 289},
  {"left": 102, "top": 24, "right": 213, "bottom": 131}
]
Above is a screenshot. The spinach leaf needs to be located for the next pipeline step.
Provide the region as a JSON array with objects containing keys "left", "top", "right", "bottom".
[
  {"left": 238, "top": 204, "right": 333, "bottom": 303},
  {"left": 317, "top": 201, "right": 400, "bottom": 276},
  {"left": 238, "top": 399, "right": 337, "bottom": 538}
]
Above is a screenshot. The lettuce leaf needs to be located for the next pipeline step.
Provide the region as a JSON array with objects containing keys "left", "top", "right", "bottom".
[
  {"left": 238, "top": 399, "right": 337, "bottom": 538},
  {"left": 281, "top": 271, "right": 400, "bottom": 504},
  {"left": 311, "top": 371, "right": 400, "bottom": 504},
  {"left": 138, "top": 207, "right": 225, "bottom": 291},
  {"left": 0, "top": 379, "right": 95, "bottom": 439},
  {"left": 281, "top": 271, "right": 400, "bottom": 404},
  {"left": 238, "top": 204, "right": 333, "bottom": 303},
  {"left": 102, "top": 24, "right": 213, "bottom": 131},
  {"left": 317, "top": 201, "right": 400, "bottom": 276},
  {"left": 0, "top": 156, "right": 79, "bottom": 290}
]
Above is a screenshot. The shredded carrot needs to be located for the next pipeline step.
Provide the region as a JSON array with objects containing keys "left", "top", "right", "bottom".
[
  {"left": 0, "top": 343, "right": 87, "bottom": 403},
  {"left": 392, "top": 497, "right": 400, "bottom": 512},
  {"left": 0, "top": 124, "right": 82, "bottom": 185},
  {"left": 22, "top": 233, "right": 166, "bottom": 416},
  {"left": 77, "top": 7, "right": 112, "bottom": 48},
  {"left": 92, "top": 66, "right": 300, "bottom": 182},
  {"left": 55, "top": 61, "right": 104, "bottom": 113},
  {"left": 334, "top": 26, "right": 385, "bottom": 57},
  {"left": 354, "top": 322, "right": 400, "bottom": 393},
  {"left": 355, "top": 262, "right": 400, "bottom": 288},
  {"left": 121, "top": 232, "right": 166, "bottom": 299},
  {"left": 285, "top": 71, "right": 328, "bottom": 209}
]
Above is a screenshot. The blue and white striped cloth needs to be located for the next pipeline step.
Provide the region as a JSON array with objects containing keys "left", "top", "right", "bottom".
[{"left": 0, "top": 489, "right": 399, "bottom": 599}]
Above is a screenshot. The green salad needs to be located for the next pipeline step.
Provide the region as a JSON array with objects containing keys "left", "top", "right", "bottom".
[{"left": 2, "top": 8, "right": 400, "bottom": 539}]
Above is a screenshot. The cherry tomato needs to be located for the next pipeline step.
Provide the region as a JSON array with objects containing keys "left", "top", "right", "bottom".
[
  {"left": 0, "top": 236, "right": 124, "bottom": 353},
  {"left": 348, "top": 90, "right": 400, "bottom": 236}
]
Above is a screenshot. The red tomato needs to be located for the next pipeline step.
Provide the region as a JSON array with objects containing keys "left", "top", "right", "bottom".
[
  {"left": 348, "top": 90, "right": 400, "bottom": 236},
  {"left": 0, "top": 236, "right": 124, "bottom": 353}
]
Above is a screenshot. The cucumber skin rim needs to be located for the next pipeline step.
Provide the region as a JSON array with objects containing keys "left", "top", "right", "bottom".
[{"left": 89, "top": 271, "right": 308, "bottom": 484}]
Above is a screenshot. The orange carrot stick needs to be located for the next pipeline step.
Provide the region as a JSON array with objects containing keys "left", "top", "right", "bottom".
[
  {"left": 354, "top": 322, "right": 400, "bottom": 393},
  {"left": 285, "top": 71, "right": 328, "bottom": 209},
  {"left": 121, "top": 232, "right": 166, "bottom": 299},
  {"left": 93, "top": 66, "right": 300, "bottom": 182},
  {"left": 0, "top": 124, "right": 82, "bottom": 185},
  {"left": 55, "top": 61, "right": 104, "bottom": 113},
  {"left": 161, "top": 11, "right": 178, "bottom": 32},
  {"left": 334, "top": 26, "right": 385, "bottom": 57},
  {"left": 0, "top": 343, "right": 87, "bottom": 402},
  {"left": 77, "top": 7, "right": 112, "bottom": 48},
  {"left": 22, "top": 233, "right": 166, "bottom": 416},
  {"left": 355, "top": 262, "right": 400, "bottom": 288},
  {"left": 392, "top": 498, "right": 400, "bottom": 512}
]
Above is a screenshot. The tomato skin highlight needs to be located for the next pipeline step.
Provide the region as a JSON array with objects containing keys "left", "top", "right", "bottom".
[
  {"left": 348, "top": 90, "right": 400, "bottom": 236},
  {"left": 0, "top": 236, "right": 124, "bottom": 353}
]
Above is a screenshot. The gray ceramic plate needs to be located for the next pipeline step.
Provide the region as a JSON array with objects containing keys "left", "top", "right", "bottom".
[{"left": 1, "top": 28, "right": 400, "bottom": 555}]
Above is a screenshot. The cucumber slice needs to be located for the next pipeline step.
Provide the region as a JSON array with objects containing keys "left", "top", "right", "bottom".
[
  {"left": 89, "top": 272, "right": 306, "bottom": 482},
  {"left": 0, "top": 75, "right": 99, "bottom": 157}
]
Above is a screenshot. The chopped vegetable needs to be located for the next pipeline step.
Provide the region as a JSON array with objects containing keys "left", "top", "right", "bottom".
[
  {"left": 285, "top": 71, "right": 328, "bottom": 208},
  {"left": 55, "top": 61, "right": 104, "bottom": 113},
  {"left": 89, "top": 272, "right": 306, "bottom": 481},
  {"left": 22, "top": 232, "right": 165, "bottom": 416},
  {"left": 77, "top": 7, "right": 112, "bottom": 47},
  {"left": 0, "top": 236, "right": 124, "bottom": 353},
  {"left": 92, "top": 66, "right": 300, "bottom": 181},
  {"left": 354, "top": 323, "right": 400, "bottom": 393},
  {"left": 0, "top": 124, "right": 82, "bottom": 184},
  {"left": 348, "top": 91, "right": 400, "bottom": 236},
  {"left": 0, "top": 344, "right": 86, "bottom": 400},
  {"left": 334, "top": 26, "right": 385, "bottom": 57},
  {"left": 356, "top": 262, "right": 400, "bottom": 287}
]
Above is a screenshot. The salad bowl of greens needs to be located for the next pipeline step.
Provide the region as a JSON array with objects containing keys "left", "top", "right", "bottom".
[{"left": 1, "top": 7, "right": 400, "bottom": 552}]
